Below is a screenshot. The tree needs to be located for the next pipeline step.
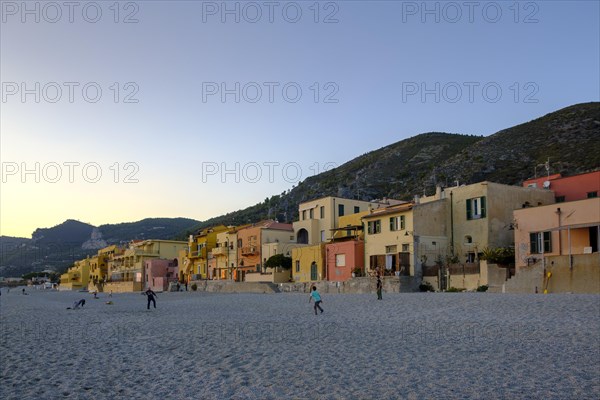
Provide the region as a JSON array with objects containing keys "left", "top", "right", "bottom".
[{"left": 264, "top": 254, "right": 292, "bottom": 270}]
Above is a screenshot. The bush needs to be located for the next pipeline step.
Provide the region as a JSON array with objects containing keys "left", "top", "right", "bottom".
[
  {"left": 419, "top": 281, "right": 434, "bottom": 292},
  {"left": 265, "top": 254, "right": 292, "bottom": 270},
  {"left": 479, "top": 247, "right": 515, "bottom": 265},
  {"left": 191, "top": 283, "right": 198, "bottom": 291},
  {"left": 446, "top": 287, "right": 464, "bottom": 292},
  {"left": 352, "top": 267, "right": 364, "bottom": 277},
  {"left": 476, "top": 285, "right": 489, "bottom": 292}
]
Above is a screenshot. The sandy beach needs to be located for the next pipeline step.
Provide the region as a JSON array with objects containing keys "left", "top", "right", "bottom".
[{"left": 1, "top": 289, "right": 598, "bottom": 399}]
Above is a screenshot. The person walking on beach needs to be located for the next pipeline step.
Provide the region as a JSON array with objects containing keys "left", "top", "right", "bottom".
[
  {"left": 145, "top": 288, "right": 157, "bottom": 310},
  {"left": 309, "top": 286, "right": 324, "bottom": 315},
  {"left": 376, "top": 275, "right": 383, "bottom": 300}
]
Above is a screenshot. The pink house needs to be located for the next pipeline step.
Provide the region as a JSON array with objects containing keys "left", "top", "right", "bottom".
[
  {"left": 326, "top": 239, "right": 365, "bottom": 282},
  {"left": 144, "top": 259, "right": 179, "bottom": 291}
]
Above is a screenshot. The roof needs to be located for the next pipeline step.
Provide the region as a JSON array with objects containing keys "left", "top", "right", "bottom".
[{"left": 362, "top": 202, "right": 414, "bottom": 219}]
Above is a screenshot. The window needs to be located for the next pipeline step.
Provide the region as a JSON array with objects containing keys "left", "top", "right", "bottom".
[
  {"left": 354, "top": 206, "right": 360, "bottom": 214},
  {"left": 555, "top": 196, "right": 565, "bottom": 203},
  {"left": 465, "top": 235, "right": 472, "bottom": 244},
  {"left": 302, "top": 210, "right": 306, "bottom": 220},
  {"left": 587, "top": 191, "right": 598, "bottom": 198},
  {"left": 320, "top": 230, "right": 326, "bottom": 242},
  {"left": 466, "top": 252, "right": 476, "bottom": 263},
  {"left": 530, "top": 232, "right": 552, "bottom": 254},
  {"left": 466, "top": 196, "right": 486, "bottom": 220},
  {"left": 309, "top": 208, "right": 314, "bottom": 219},
  {"left": 310, "top": 262, "right": 318, "bottom": 280},
  {"left": 320, "top": 206, "right": 325, "bottom": 219},
  {"left": 335, "top": 254, "right": 346, "bottom": 267},
  {"left": 385, "top": 245, "right": 397, "bottom": 253},
  {"left": 295, "top": 260, "right": 300, "bottom": 272},
  {"left": 367, "top": 220, "right": 381, "bottom": 234},
  {"left": 290, "top": 235, "right": 294, "bottom": 240},
  {"left": 401, "top": 244, "right": 410, "bottom": 252},
  {"left": 389, "top": 215, "right": 405, "bottom": 231},
  {"left": 238, "top": 239, "right": 242, "bottom": 247},
  {"left": 338, "top": 204, "right": 345, "bottom": 217}
]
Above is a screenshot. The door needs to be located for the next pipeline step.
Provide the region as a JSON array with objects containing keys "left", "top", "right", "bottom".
[{"left": 310, "top": 262, "right": 318, "bottom": 280}]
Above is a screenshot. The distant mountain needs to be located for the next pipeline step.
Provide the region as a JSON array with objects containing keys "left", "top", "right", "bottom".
[
  {"left": 31, "top": 219, "right": 95, "bottom": 245},
  {"left": 0, "top": 218, "right": 200, "bottom": 278},
  {"left": 183, "top": 102, "right": 600, "bottom": 235}
]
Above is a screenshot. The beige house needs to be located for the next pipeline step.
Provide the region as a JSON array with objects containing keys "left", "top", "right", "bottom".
[{"left": 413, "top": 182, "right": 555, "bottom": 290}]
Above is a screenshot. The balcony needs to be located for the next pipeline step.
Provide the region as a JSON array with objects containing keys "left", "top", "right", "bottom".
[
  {"left": 212, "top": 247, "right": 229, "bottom": 256},
  {"left": 189, "top": 248, "right": 207, "bottom": 259},
  {"left": 241, "top": 246, "right": 258, "bottom": 256}
]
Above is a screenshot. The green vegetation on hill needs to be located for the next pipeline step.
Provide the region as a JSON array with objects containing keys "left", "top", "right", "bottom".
[{"left": 186, "top": 102, "right": 600, "bottom": 234}]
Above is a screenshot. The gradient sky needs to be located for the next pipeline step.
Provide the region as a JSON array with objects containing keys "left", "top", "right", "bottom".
[{"left": 1, "top": 0, "right": 599, "bottom": 238}]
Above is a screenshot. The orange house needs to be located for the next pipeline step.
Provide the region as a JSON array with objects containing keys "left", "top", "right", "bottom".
[
  {"left": 523, "top": 171, "right": 600, "bottom": 203},
  {"left": 235, "top": 220, "right": 294, "bottom": 282}
]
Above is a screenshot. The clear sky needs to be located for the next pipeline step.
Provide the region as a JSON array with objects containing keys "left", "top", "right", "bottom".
[{"left": 1, "top": 0, "right": 599, "bottom": 238}]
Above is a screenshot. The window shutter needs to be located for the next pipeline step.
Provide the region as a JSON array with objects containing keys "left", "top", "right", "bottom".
[
  {"left": 480, "top": 196, "right": 486, "bottom": 218},
  {"left": 389, "top": 217, "right": 395, "bottom": 231},
  {"left": 466, "top": 199, "right": 472, "bottom": 220},
  {"left": 530, "top": 233, "right": 537, "bottom": 253}
]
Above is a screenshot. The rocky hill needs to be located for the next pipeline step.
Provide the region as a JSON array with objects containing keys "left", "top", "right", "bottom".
[{"left": 184, "top": 102, "right": 600, "bottom": 236}]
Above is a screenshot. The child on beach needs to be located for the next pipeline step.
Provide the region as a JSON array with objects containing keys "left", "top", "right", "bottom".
[
  {"left": 144, "top": 288, "right": 157, "bottom": 310},
  {"left": 309, "top": 286, "right": 324, "bottom": 315},
  {"left": 67, "top": 299, "right": 86, "bottom": 309}
]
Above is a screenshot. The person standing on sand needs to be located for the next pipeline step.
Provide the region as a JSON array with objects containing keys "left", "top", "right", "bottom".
[
  {"left": 309, "top": 286, "right": 324, "bottom": 315},
  {"left": 145, "top": 288, "right": 157, "bottom": 310},
  {"left": 376, "top": 276, "right": 383, "bottom": 300}
]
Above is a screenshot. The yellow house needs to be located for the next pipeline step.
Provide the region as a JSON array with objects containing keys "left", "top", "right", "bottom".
[
  {"left": 107, "top": 239, "right": 187, "bottom": 292},
  {"left": 185, "top": 225, "right": 229, "bottom": 280},
  {"left": 362, "top": 203, "right": 415, "bottom": 276},
  {"left": 292, "top": 243, "right": 326, "bottom": 282},
  {"left": 332, "top": 211, "right": 370, "bottom": 240},
  {"left": 59, "top": 258, "right": 90, "bottom": 291},
  {"left": 293, "top": 196, "right": 397, "bottom": 245}
]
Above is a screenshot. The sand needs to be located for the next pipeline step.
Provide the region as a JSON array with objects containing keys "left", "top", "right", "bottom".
[{"left": 0, "top": 289, "right": 599, "bottom": 399}]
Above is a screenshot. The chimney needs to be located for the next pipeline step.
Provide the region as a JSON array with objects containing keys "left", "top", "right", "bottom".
[
  {"left": 414, "top": 195, "right": 420, "bottom": 205},
  {"left": 435, "top": 186, "right": 442, "bottom": 199}
]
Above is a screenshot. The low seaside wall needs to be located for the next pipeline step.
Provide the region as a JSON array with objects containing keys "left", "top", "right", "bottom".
[
  {"left": 189, "top": 280, "right": 280, "bottom": 294},
  {"left": 187, "top": 277, "right": 419, "bottom": 294},
  {"left": 103, "top": 281, "right": 143, "bottom": 293}
]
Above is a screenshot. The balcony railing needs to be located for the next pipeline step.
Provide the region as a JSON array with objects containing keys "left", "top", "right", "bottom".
[
  {"left": 211, "top": 247, "right": 229, "bottom": 256},
  {"left": 241, "top": 246, "right": 258, "bottom": 256}
]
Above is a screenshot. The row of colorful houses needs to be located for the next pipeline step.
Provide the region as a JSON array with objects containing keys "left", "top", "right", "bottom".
[{"left": 60, "top": 170, "right": 600, "bottom": 293}]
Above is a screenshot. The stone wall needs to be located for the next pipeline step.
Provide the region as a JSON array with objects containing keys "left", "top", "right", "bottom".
[
  {"left": 503, "top": 263, "right": 544, "bottom": 294},
  {"left": 545, "top": 254, "right": 600, "bottom": 293}
]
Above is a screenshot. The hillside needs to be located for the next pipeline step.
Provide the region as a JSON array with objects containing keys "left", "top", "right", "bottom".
[{"left": 184, "top": 102, "right": 600, "bottom": 236}]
